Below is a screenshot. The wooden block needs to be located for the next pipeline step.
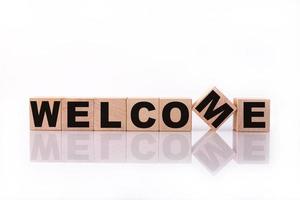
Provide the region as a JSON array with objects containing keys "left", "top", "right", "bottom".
[
  {"left": 233, "top": 99, "right": 270, "bottom": 132},
  {"left": 127, "top": 98, "right": 159, "bottom": 131},
  {"left": 159, "top": 98, "right": 192, "bottom": 132},
  {"left": 94, "top": 98, "right": 126, "bottom": 131},
  {"left": 30, "top": 98, "right": 62, "bottom": 131},
  {"left": 192, "top": 87, "right": 236, "bottom": 130},
  {"left": 62, "top": 98, "right": 94, "bottom": 131}
]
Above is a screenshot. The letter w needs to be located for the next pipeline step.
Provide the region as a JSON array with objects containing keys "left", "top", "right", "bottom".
[{"left": 30, "top": 101, "right": 60, "bottom": 127}]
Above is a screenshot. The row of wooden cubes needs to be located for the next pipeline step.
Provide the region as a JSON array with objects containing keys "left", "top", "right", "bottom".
[
  {"left": 30, "top": 98, "right": 193, "bottom": 131},
  {"left": 30, "top": 88, "right": 270, "bottom": 132}
]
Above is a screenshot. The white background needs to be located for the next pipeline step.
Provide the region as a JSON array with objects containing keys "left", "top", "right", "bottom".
[{"left": 0, "top": 0, "right": 299, "bottom": 199}]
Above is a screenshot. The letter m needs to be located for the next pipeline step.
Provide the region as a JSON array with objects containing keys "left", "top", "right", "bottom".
[{"left": 193, "top": 88, "right": 236, "bottom": 129}]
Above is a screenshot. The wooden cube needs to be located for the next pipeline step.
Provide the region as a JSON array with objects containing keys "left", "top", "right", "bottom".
[
  {"left": 159, "top": 98, "right": 192, "bottom": 132},
  {"left": 233, "top": 99, "right": 270, "bottom": 132},
  {"left": 94, "top": 98, "right": 126, "bottom": 131},
  {"left": 30, "top": 98, "right": 62, "bottom": 131},
  {"left": 127, "top": 98, "right": 159, "bottom": 131},
  {"left": 62, "top": 98, "right": 94, "bottom": 131},
  {"left": 192, "top": 87, "right": 236, "bottom": 130}
]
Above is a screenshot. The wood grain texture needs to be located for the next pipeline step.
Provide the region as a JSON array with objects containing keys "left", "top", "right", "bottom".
[
  {"left": 233, "top": 98, "right": 270, "bottom": 132},
  {"left": 30, "top": 98, "right": 62, "bottom": 131},
  {"left": 62, "top": 98, "right": 94, "bottom": 131},
  {"left": 159, "top": 98, "right": 192, "bottom": 132},
  {"left": 94, "top": 98, "right": 127, "bottom": 131},
  {"left": 192, "top": 87, "right": 236, "bottom": 130},
  {"left": 127, "top": 98, "right": 159, "bottom": 131}
]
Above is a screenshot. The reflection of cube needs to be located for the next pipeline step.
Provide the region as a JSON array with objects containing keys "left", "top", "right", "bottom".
[
  {"left": 30, "top": 98, "right": 62, "bottom": 131},
  {"left": 94, "top": 132, "right": 126, "bottom": 162},
  {"left": 127, "top": 132, "right": 158, "bottom": 163},
  {"left": 233, "top": 132, "right": 269, "bottom": 163},
  {"left": 62, "top": 98, "right": 94, "bottom": 131},
  {"left": 159, "top": 99, "right": 192, "bottom": 132},
  {"left": 94, "top": 98, "right": 127, "bottom": 131},
  {"left": 30, "top": 131, "right": 62, "bottom": 161},
  {"left": 61, "top": 132, "right": 94, "bottom": 162},
  {"left": 127, "top": 99, "right": 159, "bottom": 131},
  {"left": 193, "top": 87, "right": 236, "bottom": 130},
  {"left": 159, "top": 132, "right": 191, "bottom": 163},
  {"left": 192, "top": 131, "right": 234, "bottom": 173},
  {"left": 233, "top": 99, "right": 270, "bottom": 132}
]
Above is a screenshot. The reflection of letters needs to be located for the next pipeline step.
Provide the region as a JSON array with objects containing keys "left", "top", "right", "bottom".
[
  {"left": 94, "top": 132, "right": 126, "bottom": 162},
  {"left": 61, "top": 132, "right": 94, "bottom": 162},
  {"left": 159, "top": 133, "right": 191, "bottom": 163},
  {"left": 192, "top": 131, "right": 234, "bottom": 173},
  {"left": 30, "top": 131, "right": 270, "bottom": 172},
  {"left": 30, "top": 131, "right": 61, "bottom": 161},
  {"left": 30, "top": 131, "right": 191, "bottom": 163},
  {"left": 233, "top": 132, "right": 269, "bottom": 163},
  {"left": 127, "top": 132, "right": 158, "bottom": 162}
]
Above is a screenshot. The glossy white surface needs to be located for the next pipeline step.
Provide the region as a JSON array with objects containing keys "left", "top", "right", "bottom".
[{"left": 0, "top": 0, "right": 299, "bottom": 199}]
